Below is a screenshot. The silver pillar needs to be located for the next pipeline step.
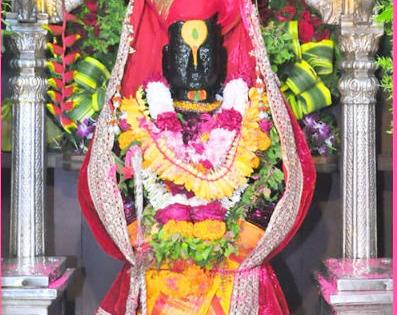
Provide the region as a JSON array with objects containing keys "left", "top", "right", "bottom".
[
  {"left": 6, "top": 14, "right": 48, "bottom": 258},
  {"left": 12, "top": 0, "right": 37, "bottom": 22},
  {"left": 3, "top": 8, "right": 75, "bottom": 315},
  {"left": 314, "top": 3, "right": 392, "bottom": 314},
  {"left": 338, "top": 16, "right": 383, "bottom": 259}
]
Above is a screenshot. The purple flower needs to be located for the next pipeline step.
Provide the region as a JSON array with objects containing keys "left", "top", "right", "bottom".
[
  {"left": 302, "top": 113, "right": 320, "bottom": 131},
  {"left": 164, "top": 181, "right": 194, "bottom": 198},
  {"left": 182, "top": 115, "right": 201, "bottom": 144},
  {"left": 317, "top": 145, "right": 329, "bottom": 156},
  {"left": 315, "top": 122, "right": 331, "bottom": 139},
  {"left": 123, "top": 199, "right": 135, "bottom": 224},
  {"left": 311, "top": 133, "right": 322, "bottom": 146},
  {"left": 76, "top": 119, "right": 94, "bottom": 139}
]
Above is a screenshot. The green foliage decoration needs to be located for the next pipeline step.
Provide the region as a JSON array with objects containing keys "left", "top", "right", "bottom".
[
  {"left": 375, "top": 0, "right": 393, "bottom": 133},
  {"left": 78, "top": 0, "right": 127, "bottom": 69}
]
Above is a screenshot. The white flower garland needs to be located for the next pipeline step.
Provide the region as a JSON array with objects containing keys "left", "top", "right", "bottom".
[
  {"left": 146, "top": 81, "right": 174, "bottom": 119},
  {"left": 142, "top": 169, "right": 248, "bottom": 211},
  {"left": 141, "top": 77, "right": 250, "bottom": 211},
  {"left": 145, "top": 78, "right": 249, "bottom": 118},
  {"left": 221, "top": 78, "right": 249, "bottom": 115}
]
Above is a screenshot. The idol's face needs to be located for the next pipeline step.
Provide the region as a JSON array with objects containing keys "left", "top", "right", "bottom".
[{"left": 162, "top": 15, "right": 226, "bottom": 103}]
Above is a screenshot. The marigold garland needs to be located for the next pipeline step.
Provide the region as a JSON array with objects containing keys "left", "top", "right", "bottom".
[
  {"left": 193, "top": 220, "right": 226, "bottom": 241},
  {"left": 117, "top": 87, "right": 271, "bottom": 201},
  {"left": 114, "top": 82, "right": 283, "bottom": 269},
  {"left": 162, "top": 220, "right": 194, "bottom": 239}
]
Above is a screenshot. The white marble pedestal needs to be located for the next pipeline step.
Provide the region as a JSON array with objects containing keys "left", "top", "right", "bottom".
[
  {"left": 2, "top": 257, "right": 75, "bottom": 315},
  {"left": 317, "top": 258, "right": 393, "bottom": 314}
]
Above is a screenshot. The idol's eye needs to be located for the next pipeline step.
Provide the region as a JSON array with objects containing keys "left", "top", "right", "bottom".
[{"left": 181, "top": 20, "right": 208, "bottom": 67}]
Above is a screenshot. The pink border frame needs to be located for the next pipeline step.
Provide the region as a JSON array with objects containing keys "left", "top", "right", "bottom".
[
  {"left": 392, "top": 0, "right": 397, "bottom": 314},
  {"left": 0, "top": 1, "right": 395, "bottom": 313},
  {"left": 1, "top": 0, "right": 3, "bottom": 311}
]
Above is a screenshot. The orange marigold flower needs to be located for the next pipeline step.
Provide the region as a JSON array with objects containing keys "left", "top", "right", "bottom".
[
  {"left": 251, "top": 155, "right": 260, "bottom": 169},
  {"left": 193, "top": 220, "right": 226, "bottom": 241},
  {"left": 162, "top": 220, "right": 194, "bottom": 239}
]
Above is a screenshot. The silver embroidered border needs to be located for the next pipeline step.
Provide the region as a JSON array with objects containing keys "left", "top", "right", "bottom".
[
  {"left": 88, "top": 1, "right": 146, "bottom": 315},
  {"left": 88, "top": 1, "right": 306, "bottom": 314},
  {"left": 97, "top": 308, "right": 112, "bottom": 315},
  {"left": 131, "top": 147, "right": 148, "bottom": 315},
  {"left": 229, "top": 2, "right": 304, "bottom": 314}
]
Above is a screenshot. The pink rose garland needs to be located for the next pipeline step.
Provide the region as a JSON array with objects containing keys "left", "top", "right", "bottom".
[{"left": 155, "top": 202, "right": 227, "bottom": 225}]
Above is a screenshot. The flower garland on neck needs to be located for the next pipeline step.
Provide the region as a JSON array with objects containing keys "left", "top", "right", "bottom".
[
  {"left": 110, "top": 77, "right": 284, "bottom": 269},
  {"left": 116, "top": 78, "right": 271, "bottom": 201}
]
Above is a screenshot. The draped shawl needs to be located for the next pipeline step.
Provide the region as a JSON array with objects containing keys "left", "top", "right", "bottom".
[{"left": 78, "top": 0, "right": 316, "bottom": 314}]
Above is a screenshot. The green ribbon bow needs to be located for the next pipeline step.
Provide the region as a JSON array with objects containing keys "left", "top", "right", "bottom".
[
  {"left": 283, "top": 21, "right": 334, "bottom": 120},
  {"left": 68, "top": 56, "right": 110, "bottom": 122}
]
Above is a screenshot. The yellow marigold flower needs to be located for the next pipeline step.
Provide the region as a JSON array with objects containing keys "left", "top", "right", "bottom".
[
  {"left": 242, "top": 129, "right": 260, "bottom": 151},
  {"left": 118, "top": 130, "right": 135, "bottom": 150},
  {"left": 262, "top": 93, "right": 268, "bottom": 104},
  {"left": 120, "top": 96, "right": 149, "bottom": 127},
  {"left": 120, "top": 97, "right": 137, "bottom": 112},
  {"left": 162, "top": 220, "right": 194, "bottom": 239},
  {"left": 193, "top": 220, "right": 226, "bottom": 241},
  {"left": 251, "top": 155, "right": 260, "bottom": 169},
  {"left": 257, "top": 131, "right": 272, "bottom": 151},
  {"left": 248, "top": 87, "right": 259, "bottom": 102}
]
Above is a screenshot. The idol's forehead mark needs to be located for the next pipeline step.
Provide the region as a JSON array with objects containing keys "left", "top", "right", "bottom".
[{"left": 181, "top": 20, "right": 208, "bottom": 67}]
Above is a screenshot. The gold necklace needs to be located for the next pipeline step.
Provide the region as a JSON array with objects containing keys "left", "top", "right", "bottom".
[{"left": 174, "top": 100, "right": 221, "bottom": 113}]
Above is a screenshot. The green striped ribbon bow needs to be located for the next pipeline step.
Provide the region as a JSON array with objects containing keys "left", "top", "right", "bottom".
[
  {"left": 283, "top": 21, "right": 334, "bottom": 119},
  {"left": 68, "top": 56, "right": 111, "bottom": 122}
]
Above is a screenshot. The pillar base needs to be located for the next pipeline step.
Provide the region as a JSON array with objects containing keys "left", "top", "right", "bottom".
[
  {"left": 317, "top": 258, "right": 392, "bottom": 314},
  {"left": 1, "top": 257, "right": 75, "bottom": 315}
]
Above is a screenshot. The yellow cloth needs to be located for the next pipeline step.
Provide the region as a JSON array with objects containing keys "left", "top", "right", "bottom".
[{"left": 129, "top": 220, "right": 264, "bottom": 315}]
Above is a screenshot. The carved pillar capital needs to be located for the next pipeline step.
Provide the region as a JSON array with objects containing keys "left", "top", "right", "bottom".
[
  {"left": 38, "top": 0, "right": 84, "bottom": 23},
  {"left": 306, "top": 0, "right": 378, "bottom": 26},
  {"left": 6, "top": 16, "right": 49, "bottom": 258},
  {"left": 11, "top": 0, "right": 37, "bottom": 22},
  {"left": 339, "top": 22, "right": 383, "bottom": 105},
  {"left": 305, "top": 0, "right": 343, "bottom": 25}
]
